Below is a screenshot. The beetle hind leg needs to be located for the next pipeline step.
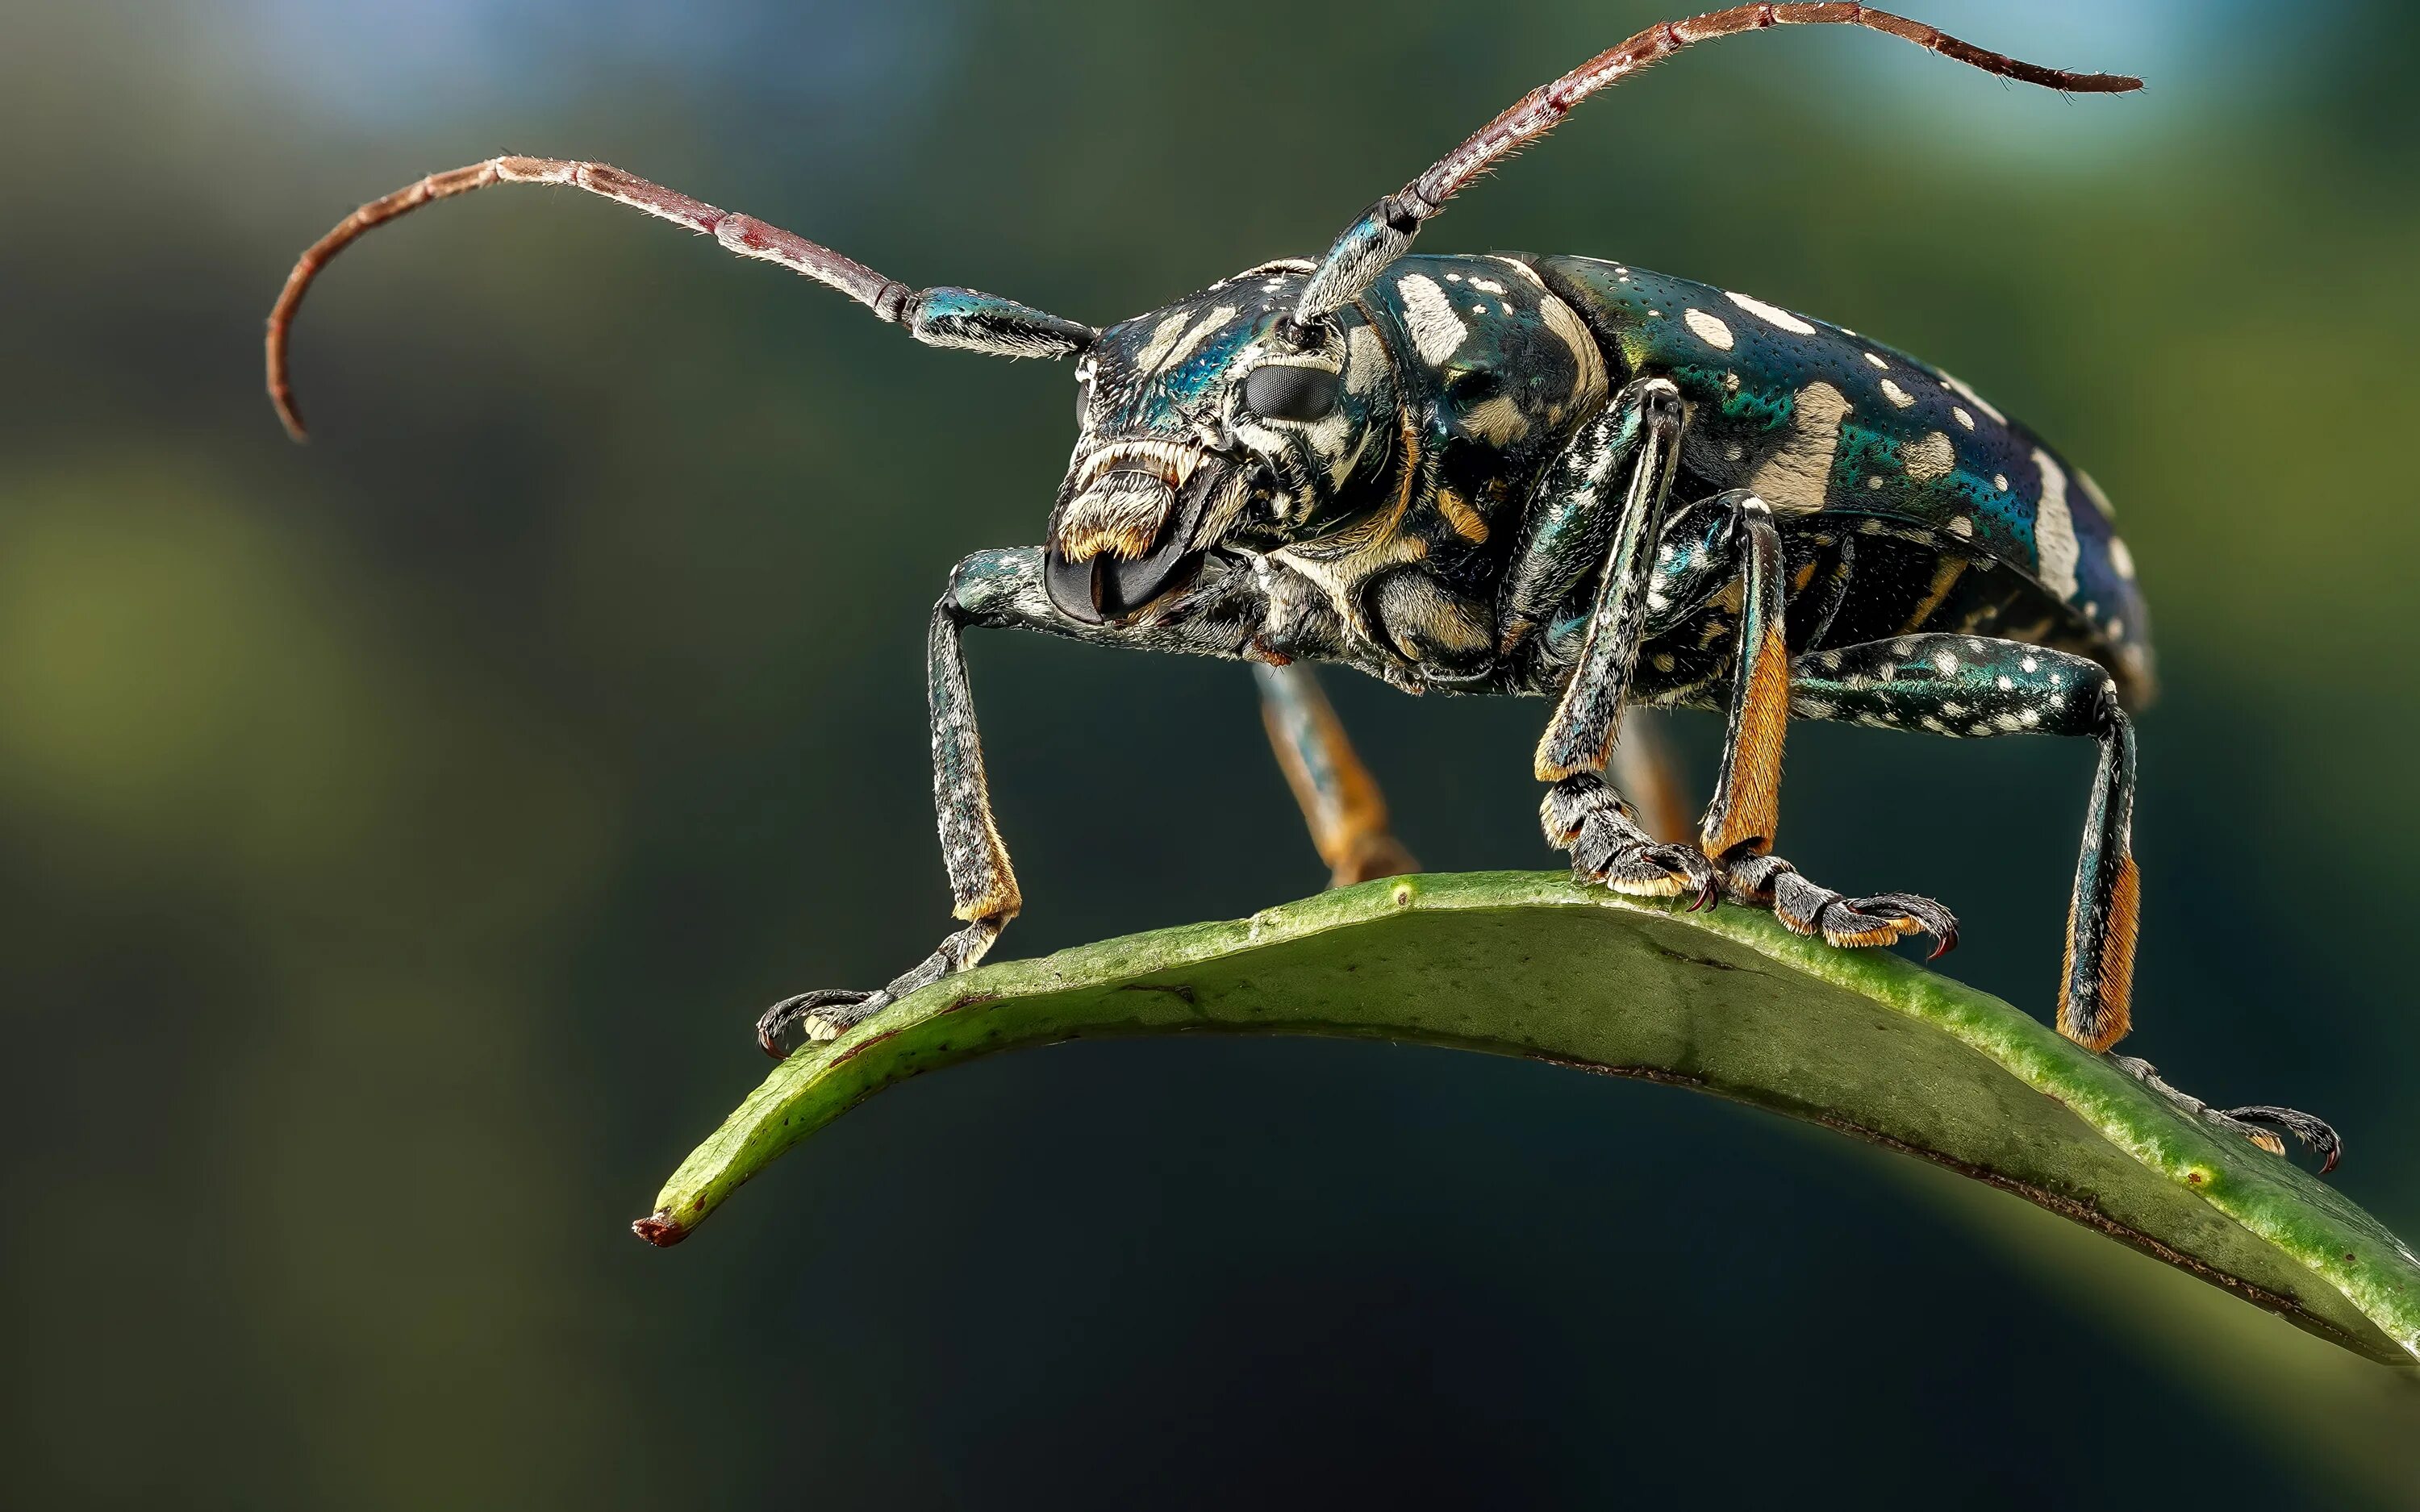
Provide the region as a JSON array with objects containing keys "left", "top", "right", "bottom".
[
  {"left": 2110, "top": 1056, "right": 2343, "bottom": 1175},
  {"left": 1785, "top": 632, "right": 2339, "bottom": 1169}
]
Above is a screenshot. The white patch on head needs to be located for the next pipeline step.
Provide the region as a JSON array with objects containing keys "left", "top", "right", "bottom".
[
  {"left": 2109, "top": 535, "right": 2136, "bottom": 581},
  {"left": 1158, "top": 304, "right": 1237, "bottom": 373},
  {"left": 1461, "top": 395, "right": 1529, "bottom": 446},
  {"left": 1396, "top": 273, "right": 1469, "bottom": 364},
  {"left": 2032, "top": 447, "right": 2081, "bottom": 600},
  {"left": 1903, "top": 431, "right": 1955, "bottom": 482},
  {"left": 1723, "top": 290, "right": 1816, "bottom": 335},
  {"left": 1746, "top": 381, "right": 1850, "bottom": 515},
  {"left": 1942, "top": 371, "right": 2006, "bottom": 426},
  {"left": 1345, "top": 324, "right": 1387, "bottom": 394},
  {"left": 1312, "top": 408, "right": 1364, "bottom": 486},
  {"left": 1863, "top": 352, "right": 1890, "bottom": 371},
  {"left": 1133, "top": 311, "right": 1191, "bottom": 372},
  {"left": 1683, "top": 308, "right": 1735, "bottom": 351},
  {"left": 1951, "top": 406, "right": 1975, "bottom": 431},
  {"left": 1880, "top": 378, "right": 1915, "bottom": 409}
]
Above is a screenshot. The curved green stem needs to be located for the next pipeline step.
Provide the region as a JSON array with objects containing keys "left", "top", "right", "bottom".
[{"left": 639, "top": 871, "right": 2420, "bottom": 1368}]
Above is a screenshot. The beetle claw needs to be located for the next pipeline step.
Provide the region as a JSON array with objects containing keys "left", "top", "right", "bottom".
[{"left": 756, "top": 988, "right": 888, "bottom": 1058}]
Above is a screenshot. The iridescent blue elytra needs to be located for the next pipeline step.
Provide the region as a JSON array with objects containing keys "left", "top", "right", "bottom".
[{"left": 1539, "top": 256, "right": 2151, "bottom": 702}]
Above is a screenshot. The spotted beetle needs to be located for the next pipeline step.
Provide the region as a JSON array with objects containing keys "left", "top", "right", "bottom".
[{"left": 265, "top": 5, "right": 2339, "bottom": 1168}]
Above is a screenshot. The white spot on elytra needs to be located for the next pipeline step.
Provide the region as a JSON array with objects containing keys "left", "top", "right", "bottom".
[
  {"left": 1904, "top": 431, "right": 1955, "bottom": 482},
  {"left": 1993, "top": 473, "right": 2010, "bottom": 492},
  {"left": 1880, "top": 378, "right": 1915, "bottom": 409},
  {"left": 1951, "top": 406, "right": 1975, "bottom": 431},
  {"left": 1932, "top": 650, "right": 1959, "bottom": 675},
  {"left": 1395, "top": 273, "right": 1468, "bottom": 364},
  {"left": 1471, "top": 277, "right": 1508, "bottom": 296},
  {"left": 2110, "top": 536, "right": 2137, "bottom": 580},
  {"left": 1948, "top": 515, "right": 1975, "bottom": 539},
  {"left": 1747, "top": 381, "right": 1850, "bottom": 515},
  {"left": 2021, "top": 656, "right": 2038, "bottom": 673},
  {"left": 2076, "top": 469, "right": 2117, "bottom": 518},
  {"left": 1684, "top": 308, "right": 1735, "bottom": 350},
  {"left": 1942, "top": 371, "right": 2007, "bottom": 426},
  {"left": 1724, "top": 290, "right": 1817, "bottom": 335},
  {"left": 1863, "top": 352, "right": 1889, "bottom": 371},
  {"left": 2034, "top": 448, "right": 2080, "bottom": 600}
]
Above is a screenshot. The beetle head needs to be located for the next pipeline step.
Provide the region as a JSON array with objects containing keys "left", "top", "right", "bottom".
[{"left": 1045, "top": 261, "right": 1398, "bottom": 623}]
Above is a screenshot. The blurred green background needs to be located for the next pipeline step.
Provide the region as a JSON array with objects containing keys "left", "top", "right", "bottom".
[{"left": 5, "top": 0, "right": 2418, "bottom": 1506}]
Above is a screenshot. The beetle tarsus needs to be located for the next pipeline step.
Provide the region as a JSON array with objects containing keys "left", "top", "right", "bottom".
[
  {"left": 756, "top": 988, "right": 887, "bottom": 1057},
  {"left": 1546, "top": 775, "right": 1718, "bottom": 900},
  {"left": 2109, "top": 1056, "right": 2342, "bottom": 1174},
  {"left": 1723, "top": 852, "right": 1957, "bottom": 956}
]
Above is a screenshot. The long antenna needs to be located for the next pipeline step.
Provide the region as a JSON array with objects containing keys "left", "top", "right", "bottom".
[
  {"left": 1294, "top": 4, "right": 2142, "bottom": 323},
  {"left": 267, "top": 156, "right": 1096, "bottom": 440}
]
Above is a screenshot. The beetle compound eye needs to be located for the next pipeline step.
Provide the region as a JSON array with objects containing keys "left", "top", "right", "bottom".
[{"left": 1242, "top": 364, "right": 1341, "bottom": 423}]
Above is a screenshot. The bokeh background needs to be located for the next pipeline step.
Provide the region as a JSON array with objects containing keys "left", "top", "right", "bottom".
[{"left": 6, "top": 0, "right": 2418, "bottom": 1505}]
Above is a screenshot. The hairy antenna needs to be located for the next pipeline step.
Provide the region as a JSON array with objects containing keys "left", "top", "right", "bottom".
[
  {"left": 265, "top": 156, "right": 1097, "bottom": 440},
  {"left": 1293, "top": 4, "right": 2143, "bottom": 323}
]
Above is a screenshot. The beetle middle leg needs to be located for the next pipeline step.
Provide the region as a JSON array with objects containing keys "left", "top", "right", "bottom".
[
  {"left": 1642, "top": 490, "right": 1959, "bottom": 954},
  {"left": 1254, "top": 664, "right": 1418, "bottom": 887}
]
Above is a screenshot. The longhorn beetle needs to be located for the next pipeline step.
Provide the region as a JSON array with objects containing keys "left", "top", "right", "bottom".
[{"left": 266, "top": 5, "right": 2339, "bottom": 1168}]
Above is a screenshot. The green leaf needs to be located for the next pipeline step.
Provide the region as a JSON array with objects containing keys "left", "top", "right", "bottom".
[{"left": 637, "top": 871, "right": 2420, "bottom": 1368}]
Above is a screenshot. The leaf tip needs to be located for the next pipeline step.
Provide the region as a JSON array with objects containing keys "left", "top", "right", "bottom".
[{"left": 632, "top": 1210, "right": 690, "bottom": 1248}]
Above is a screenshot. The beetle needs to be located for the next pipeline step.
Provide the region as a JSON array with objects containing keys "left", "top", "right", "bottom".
[{"left": 265, "top": 4, "right": 2338, "bottom": 1168}]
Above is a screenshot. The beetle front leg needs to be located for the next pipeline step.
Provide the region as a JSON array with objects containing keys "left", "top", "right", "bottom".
[
  {"left": 757, "top": 548, "right": 1269, "bottom": 1052},
  {"left": 1530, "top": 378, "right": 1715, "bottom": 900},
  {"left": 753, "top": 598, "right": 1021, "bottom": 1050}
]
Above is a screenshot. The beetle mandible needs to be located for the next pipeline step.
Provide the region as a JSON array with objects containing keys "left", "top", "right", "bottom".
[{"left": 265, "top": 4, "right": 2340, "bottom": 1168}]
